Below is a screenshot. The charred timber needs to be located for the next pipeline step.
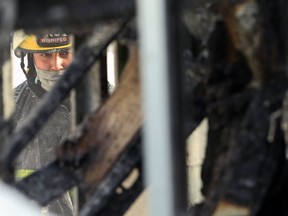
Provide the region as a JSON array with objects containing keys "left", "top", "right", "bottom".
[
  {"left": 14, "top": 134, "right": 142, "bottom": 209},
  {"left": 58, "top": 44, "right": 142, "bottom": 191},
  {"left": 15, "top": 0, "right": 135, "bottom": 32},
  {"left": 195, "top": 0, "right": 288, "bottom": 215},
  {"left": 79, "top": 138, "right": 142, "bottom": 216}
]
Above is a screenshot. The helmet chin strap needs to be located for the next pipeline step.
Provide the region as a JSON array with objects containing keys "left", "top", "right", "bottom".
[{"left": 20, "top": 52, "right": 28, "bottom": 77}]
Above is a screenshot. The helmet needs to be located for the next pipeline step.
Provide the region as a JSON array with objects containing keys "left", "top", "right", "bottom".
[{"left": 13, "top": 30, "right": 72, "bottom": 57}]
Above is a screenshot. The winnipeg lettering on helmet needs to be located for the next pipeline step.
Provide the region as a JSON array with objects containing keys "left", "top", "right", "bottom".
[
  {"left": 36, "top": 33, "right": 70, "bottom": 47},
  {"left": 13, "top": 30, "right": 72, "bottom": 57}
]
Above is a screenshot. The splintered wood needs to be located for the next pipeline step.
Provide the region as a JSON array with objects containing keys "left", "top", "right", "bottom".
[{"left": 59, "top": 44, "right": 142, "bottom": 189}]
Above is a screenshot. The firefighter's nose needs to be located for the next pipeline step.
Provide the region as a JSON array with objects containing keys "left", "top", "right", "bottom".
[{"left": 51, "top": 54, "right": 64, "bottom": 71}]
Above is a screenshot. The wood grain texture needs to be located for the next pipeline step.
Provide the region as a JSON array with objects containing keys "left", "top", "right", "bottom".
[{"left": 59, "top": 44, "right": 142, "bottom": 190}]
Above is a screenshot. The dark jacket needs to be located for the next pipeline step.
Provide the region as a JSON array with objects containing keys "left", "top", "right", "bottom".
[{"left": 14, "top": 80, "right": 74, "bottom": 216}]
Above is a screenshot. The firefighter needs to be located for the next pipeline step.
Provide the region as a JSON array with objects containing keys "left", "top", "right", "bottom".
[{"left": 13, "top": 31, "right": 74, "bottom": 216}]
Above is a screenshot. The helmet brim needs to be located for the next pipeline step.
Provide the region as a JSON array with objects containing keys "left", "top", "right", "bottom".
[{"left": 17, "top": 34, "right": 72, "bottom": 53}]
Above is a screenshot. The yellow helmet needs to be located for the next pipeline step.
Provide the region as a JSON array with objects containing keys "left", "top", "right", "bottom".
[{"left": 13, "top": 30, "right": 72, "bottom": 57}]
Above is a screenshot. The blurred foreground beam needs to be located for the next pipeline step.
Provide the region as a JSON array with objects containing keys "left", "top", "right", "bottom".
[{"left": 15, "top": 0, "right": 135, "bottom": 32}]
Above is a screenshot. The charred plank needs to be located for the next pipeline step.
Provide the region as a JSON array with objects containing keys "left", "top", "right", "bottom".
[
  {"left": 79, "top": 136, "right": 142, "bottom": 216},
  {"left": 15, "top": 0, "right": 135, "bottom": 32}
]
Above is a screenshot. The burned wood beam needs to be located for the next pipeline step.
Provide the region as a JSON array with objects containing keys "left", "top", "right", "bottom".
[
  {"left": 0, "top": 19, "right": 129, "bottom": 182},
  {"left": 0, "top": 0, "right": 17, "bottom": 119},
  {"left": 200, "top": 74, "right": 288, "bottom": 216},
  {"left": 217, "top": 0, "right": 280, "bottom": 87},
  {"left": 191, "top": 1, "right": 288, "bottom": 215},
  {"left": 14, "top": 160, "right": 81, "bottom": 205},
  {"left": 16, "top": 0, "right": 226, "bottom": 34},
  {"left": 79, "top": 136, "right": 142, "bottom": 216},
  {"left": 0, "top": 0, "right": 17, "bottom": 173},
  {"left": 14, "top": 134, "right": 141, "bottom": 208},
  {"left": 58, "top": 43, "right": 142, "bottom": 190},
  {"left": 183, "top": 0, "right": 220, "bottom": 8},
  {"left": 95, "top": 171, "right": 143, "bottom": 216},
  {"left": 15, "top": 0, "right": 135, "bottom": 32}
]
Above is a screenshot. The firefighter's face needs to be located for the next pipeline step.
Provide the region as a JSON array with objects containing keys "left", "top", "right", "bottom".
[{"left": 33, "top": 49, "right": 73, "bottom": 71}]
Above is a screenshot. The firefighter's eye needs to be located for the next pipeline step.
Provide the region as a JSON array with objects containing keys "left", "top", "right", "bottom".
[
  {"left": 59, "top": 51, "right": 70, "bottom": 58},
  {"left": 40, "top": 53, "right": 51, "bottom": 57}
]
